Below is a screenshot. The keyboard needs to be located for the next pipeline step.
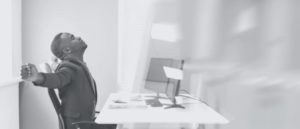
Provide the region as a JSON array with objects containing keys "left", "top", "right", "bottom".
[{"left": 145, "top": 99, "right": 163, "bottom": 107}]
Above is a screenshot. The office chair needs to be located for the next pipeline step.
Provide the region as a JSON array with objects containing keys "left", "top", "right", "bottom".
[
  {"left": 49, "top": 88, "right": 117, "bottom": 129},
  {"left": 48, "top": 81, "right": 117, "bottom": 129},
  {"left": 42, "top": 63, "right": 116, "bottom": 129}
]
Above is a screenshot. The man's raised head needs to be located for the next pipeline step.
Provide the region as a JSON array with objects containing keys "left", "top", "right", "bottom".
[{"left": 51, "top": 32, "right": 87, "bottom": 60}]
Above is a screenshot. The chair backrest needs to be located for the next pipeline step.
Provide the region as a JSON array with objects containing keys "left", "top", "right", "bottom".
[
  {"left": 48, "top": 89, "right": 65, "bottom": 129},
  {"left": 40, "top": 62, "right": 66, "bottom": 129}
]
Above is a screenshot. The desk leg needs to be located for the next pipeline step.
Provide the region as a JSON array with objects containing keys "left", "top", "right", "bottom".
[
  {"left": 117, "top": 124, "right": 124, "bottom": 129},
  {"left": 184, "top": 124, "right": 205, "bottom": 129},
  {"left": 117, "top": 123, "right": 137, "bottom": 129},
  {"left": 197, "top": 124, "right": 205, "bottom": 129},
  {"left": 133, "top": 123, "right": 150, "bottom": 129}
]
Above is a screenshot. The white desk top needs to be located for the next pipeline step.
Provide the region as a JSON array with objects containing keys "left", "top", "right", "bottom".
[{"left": 95, "top": 93, "right": 229, "bottom": 124}]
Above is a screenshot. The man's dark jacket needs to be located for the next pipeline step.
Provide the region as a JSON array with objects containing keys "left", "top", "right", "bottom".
[{"left": 35, "top": 58, "right": 97, "bottom": 120}]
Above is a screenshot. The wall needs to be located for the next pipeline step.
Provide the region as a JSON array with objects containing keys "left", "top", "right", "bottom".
[
  {"left": 20, "top": 0, "right": 118, "bottom": 129},
  {"left": 180, "top": 0, "right": 300, "bottom": 129},
  {"left": 0, "top": 0, "right": 21, "bottom": 129},
  {"left": 0, "top": 0, "right": 13, "bottom": 80},
  {"left": 0, "top": 81, "right": 20, "bottom": 129},
  {"left": 148, "top": 0, "right": 183, "bottom": 60},
  {"left": 118, "top": 0, "right": 156, "bottom": 93}
]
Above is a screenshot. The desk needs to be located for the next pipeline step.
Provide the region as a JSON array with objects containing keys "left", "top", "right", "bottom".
[{"left": 96, "top": 93, "right": 229, "bottom": 128}]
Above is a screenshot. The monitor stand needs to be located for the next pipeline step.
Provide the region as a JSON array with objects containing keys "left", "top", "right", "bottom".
[
  {"left": 145, "top": 92, "right": 164, "bottom": 107},
  {"left": 164, "top": 97, "right": 185, "bottom": 109},
  {"left": 145, "top": 92, "right": 168, "bottom": 99}
]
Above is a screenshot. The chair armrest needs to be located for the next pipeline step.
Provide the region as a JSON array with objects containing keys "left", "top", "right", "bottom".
[
  {"left": 72, "top": 121, "right": 117, "bottom": 129},
  {"left": 72, "top": 121, "right": 97, "bottom": 129},
  {"left": 72, "top": 121, "right": 97, "bottom": 125}
]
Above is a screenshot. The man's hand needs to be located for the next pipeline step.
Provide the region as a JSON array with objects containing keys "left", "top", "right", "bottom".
[{"left": 21, "top": 63, "right": 42, "bottom": 82}]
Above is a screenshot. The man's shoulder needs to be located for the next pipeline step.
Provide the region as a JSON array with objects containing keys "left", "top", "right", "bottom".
[{"left": 57, "top": 60, "right": 81, "bottom": 71}]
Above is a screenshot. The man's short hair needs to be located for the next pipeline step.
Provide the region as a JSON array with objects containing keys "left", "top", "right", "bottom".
[{"left": 51, "top": 33, "right": 64, "bottom": 59}]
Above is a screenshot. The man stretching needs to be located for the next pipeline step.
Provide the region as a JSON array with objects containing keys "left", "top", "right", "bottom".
[{"left": 21, "top": 32, "right": 97, "bottom": 129}]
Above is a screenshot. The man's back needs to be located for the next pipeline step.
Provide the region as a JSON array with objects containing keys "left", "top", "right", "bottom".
[{"left": 56, "top": 59, "right": 97, "bottom": 119}]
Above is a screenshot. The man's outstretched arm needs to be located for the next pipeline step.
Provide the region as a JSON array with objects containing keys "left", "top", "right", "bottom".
[{"left": 21, "top": 63, "right": 73, "bottom": 88}]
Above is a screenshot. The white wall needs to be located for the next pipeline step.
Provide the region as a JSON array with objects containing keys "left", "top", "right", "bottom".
[
  {"left": 0, "top": 0, "right": 13, "bottom": 80},
  {"left": 0, "top": 81, "right": 20, "bottom": 129},
  {"left": 148, "top": 0, "right": 183, "bottom": 60},
  {"left": 117, "top": 0, "right": 156, "bottom": 93},
  {"left": 20, "top": 1, "right": 118, "bottom": 129},
  {"left": 0, "top": 0, "right": 21, "bottom": 129},
  {"left": 179, "top": 1, "right": 300, "bottom": 129}
]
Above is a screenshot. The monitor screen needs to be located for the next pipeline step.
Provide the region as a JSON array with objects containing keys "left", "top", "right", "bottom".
[
  {"left": 144, "top": 58, "right": 173, "bottom": 94},
  {"left": 146, "top": 58, "right": 173, "bottom": 83},
  {"left": 144, "top": 58, "right": 183, "bottom": 96}
]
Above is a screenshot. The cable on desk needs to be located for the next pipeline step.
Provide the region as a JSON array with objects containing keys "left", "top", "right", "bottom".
[{"left": 179, "top": 89, "right": 210, "bottom": 106}]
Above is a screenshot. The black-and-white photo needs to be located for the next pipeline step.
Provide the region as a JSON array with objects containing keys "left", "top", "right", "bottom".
[{"left": 0, "top": 0, "right": 299, "bottom": 129}]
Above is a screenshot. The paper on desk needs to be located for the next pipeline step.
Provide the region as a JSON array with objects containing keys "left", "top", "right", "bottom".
[
  {"left": 163, "top": 66, "right": 183, "bottom": 80},
  {"left": 109, "top": 102, "right": 147, "bottom": 109}
]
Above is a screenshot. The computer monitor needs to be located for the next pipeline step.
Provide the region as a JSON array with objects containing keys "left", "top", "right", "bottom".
[
  {"left": 145, "top": 58, "right": 173, "bottom": 99},
  {"left": 144, "top": 58, "right": 184, "bottom": 108}
]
